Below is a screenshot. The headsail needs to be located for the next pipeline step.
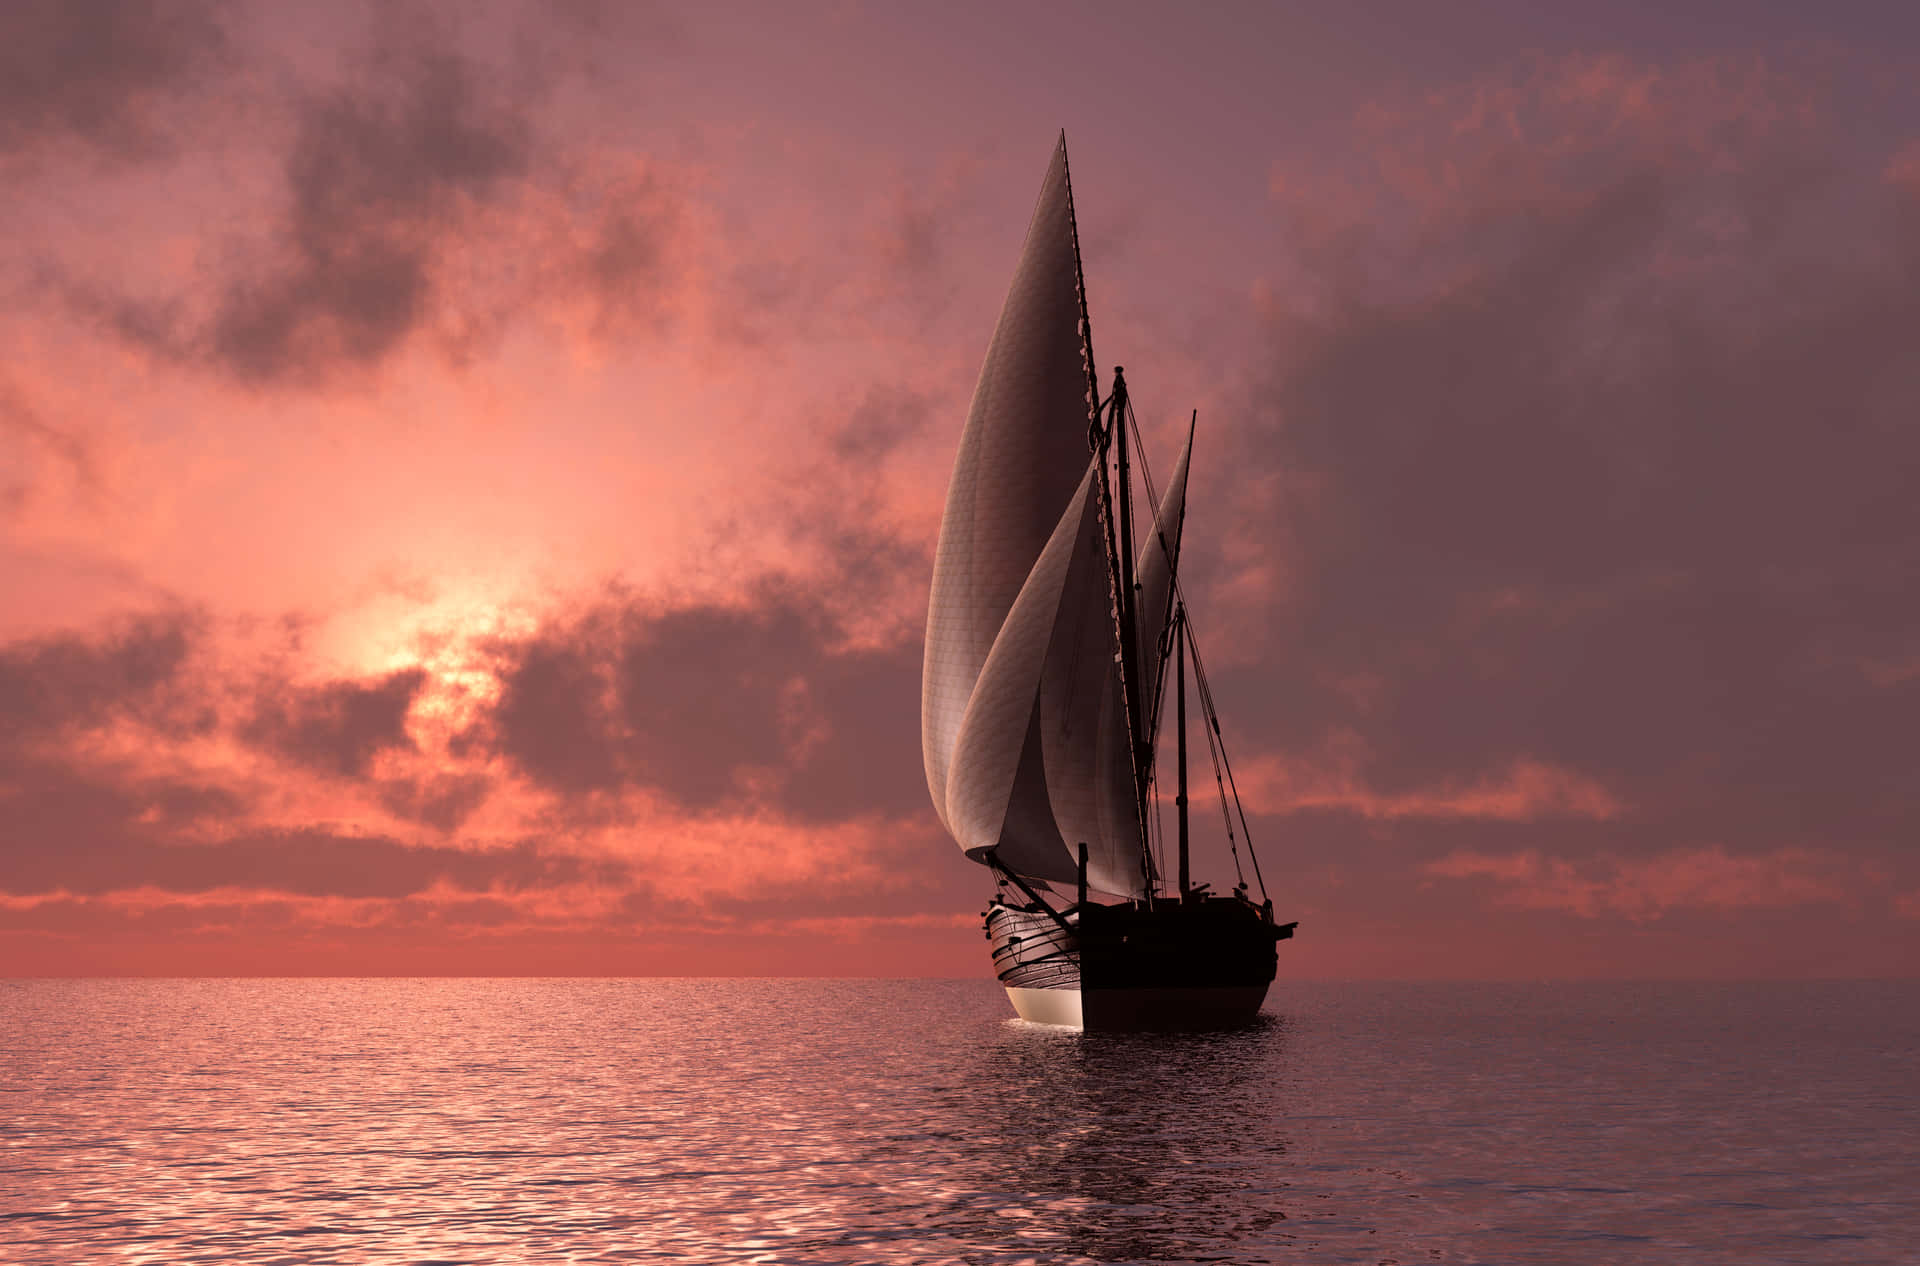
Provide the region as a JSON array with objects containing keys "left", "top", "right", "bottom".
[{"left": 922, "top": 137, "right": 1148, "bottom": 896}]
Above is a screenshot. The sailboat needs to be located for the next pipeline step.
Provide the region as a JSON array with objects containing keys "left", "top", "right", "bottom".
[{"left": 922, "top": 135, "right": 1296, "bottom": 1032}]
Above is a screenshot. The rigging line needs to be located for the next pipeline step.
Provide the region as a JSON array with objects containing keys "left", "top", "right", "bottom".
[
  {"left": 1121, "top": 391, "right": 1178, "bottom": 886},
  {"left": 1117, "top": 393, "right": 1181, "bottom": 745},
  {"left": 1062, "top": 142, "right": 1146, "bottom": 888},
  {"left": 1094, "top": 377, "right": 1156, "bottom": 895},
  {"left": 1144, "top": 761, "right": 1166, "bottom": 885},
  {"left": 1146, "top": 410, "right": 1195, "bottom": 750},
  {"left": 1093, "top": 400, "right": 1153, "bottom": 894},
  {"left": 1061, "top": 135, "right": 1102, "bottom": 444},
  {"left": 1145, "top": 684, "right": 1170, "bottom": 881},
  {"left": 1118, "top": 397, "right": 1166, "bottom": 590},
  {"left": 1114, "top": 389, "right": 1195, "bottom": 891},
  {"left": 1111, "top": 376, "right": 1195, "bottom": 591},
  {"left": 1123, "top": 396, "right": 1184, "bottom": 603},
  {"left": 1177, "top": 603, "right": 1242, "bottom": 889},
  {"left": 1190, "top": 646, "right": 1254, "bottom": 892},
  {"left": 1201, "top": 699, "right": 1246, "bottom": 888},
  {"left": 1189, "top": 640, "right": 1269, "bottom": 902},
  {"left": 1140, "top": 601, "right": 1171, "bottom": 886},
  {"left": 1125, "top": 401, "right": 1192, "bottom": 622},
  {"left": 1117, "top": 390, "right": 1264, "bottom": 902},
  {"left": 1126, "top": 396, "right": 1160, "bottom": 506},
  {"left": 1164, "top": 573, "right": 1266, "bottom": 900},
  {"left": 1201, "top": 673, "right": 1267, "bottom": 902}
]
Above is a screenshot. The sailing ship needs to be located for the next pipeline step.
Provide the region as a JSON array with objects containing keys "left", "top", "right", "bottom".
[{"left": 922, "top": 135, "right": 1296, "bottom": 1031}]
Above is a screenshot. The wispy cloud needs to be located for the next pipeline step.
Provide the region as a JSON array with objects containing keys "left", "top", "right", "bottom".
[
  {"left": 1239, "top": 745, "right": 1622, "bottom": 822},
  {"left": 1423, "top": 846, "right": 1856, "bottom": 919}
]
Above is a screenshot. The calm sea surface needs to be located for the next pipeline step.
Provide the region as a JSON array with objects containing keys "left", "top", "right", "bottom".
[{"left": 2, "top": 979, "right": 1915, "bottom": 1264}]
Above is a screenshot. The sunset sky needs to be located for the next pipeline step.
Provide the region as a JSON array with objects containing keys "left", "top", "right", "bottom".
[{"left": 4, "top": 0, "right": 1918, "bottom": 977}]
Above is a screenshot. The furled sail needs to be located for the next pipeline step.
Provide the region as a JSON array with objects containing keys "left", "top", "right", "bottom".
[{"left": 922, "top": 137, "right": 1148, "bottom": 896}]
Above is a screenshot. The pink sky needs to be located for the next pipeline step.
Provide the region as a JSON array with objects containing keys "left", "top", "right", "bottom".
[{"left": 4, "top": 1, "right": 1918, "bottom": 977}]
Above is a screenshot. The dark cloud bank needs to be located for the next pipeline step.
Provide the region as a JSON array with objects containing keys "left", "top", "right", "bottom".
[
  {"left": 1204, "top": 64, "right": 1920, "bottom": 931},
  {"left": 0, "top": 0, "right": 227, "bottom": 159},
  {"left": 489, "top": 587, "right": 925, "bottom": 821}
]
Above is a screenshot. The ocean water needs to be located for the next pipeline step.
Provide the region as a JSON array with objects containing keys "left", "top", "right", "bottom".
[{"left": 2, "top": 980, "right": 1915, "bottom": 1265}]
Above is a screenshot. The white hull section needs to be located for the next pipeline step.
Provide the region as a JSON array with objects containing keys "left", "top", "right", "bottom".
[
  {"left": 1005, "top": 984, "right": 1270, "bottom": 1031},
  {"left": 1007, "top": 986, "right": 1085, "bottom": 1027}
]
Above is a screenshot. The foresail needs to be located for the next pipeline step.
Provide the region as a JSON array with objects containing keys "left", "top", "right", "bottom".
[
  {"left": 1134, "top": 425, "right": 1193, "bottom": 739},
  {"left": 942, "top": 463, "right": 1148, "bottom": 896},
  {"left": 943, "top": 467, "right": 1094, "bottom": 885}
]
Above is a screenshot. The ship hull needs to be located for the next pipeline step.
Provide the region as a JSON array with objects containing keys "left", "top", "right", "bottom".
[
  {"left": 1007, "top": 983, "right": 1272, "bottom": 1030},
  {"left": 987, "top": 896, "right": 1294, "bottom": 1032}
]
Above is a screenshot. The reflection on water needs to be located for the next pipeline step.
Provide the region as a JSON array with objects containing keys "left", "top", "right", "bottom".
[
  {"left": 2, "top": 979, "right": 1915, "bottom": 1264},
  {"left": 950, "top": 1018, "right": 1295, "bottom": 1263}
]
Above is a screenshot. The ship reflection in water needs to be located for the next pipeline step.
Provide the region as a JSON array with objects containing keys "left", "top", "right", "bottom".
[
  {"left": 951, "top": 1014, "right": 1296, "bottom": 1262},
  {"left": 4, "top": 978, "right": 1915, "bottom": 1264}
]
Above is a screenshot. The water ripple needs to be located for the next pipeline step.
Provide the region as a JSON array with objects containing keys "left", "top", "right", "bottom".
[{"left": 2, "top": 979, "right": 1915, "bottom": 1264}]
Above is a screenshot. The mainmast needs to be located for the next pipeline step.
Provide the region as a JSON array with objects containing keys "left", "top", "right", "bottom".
[
  {"left": 1105, "top": 371, "right": 1156, "bottom": 894},
  {"left": 1096, "top": 369, "right": 1155, "bottom": 894},
  {"left": 1111, "top": 370, "right": 1145, "bottom": 798},
  {"left": 1063, "top": 138, "right": 1157, "bottom": 896},
  {"left": 1176, "top": 603, "right": 1190, "bottom": 898}
]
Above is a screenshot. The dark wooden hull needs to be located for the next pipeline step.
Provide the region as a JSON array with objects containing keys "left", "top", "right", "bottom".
[{"left": 985, "top": 895, "right": 1295, "bottom": 1031}]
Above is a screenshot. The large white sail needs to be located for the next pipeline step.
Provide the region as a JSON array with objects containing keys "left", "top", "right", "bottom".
[
  {"left": 943, "top": 464, "right": 1095, "bottom": 885},
  {"left": 922, "top": 138, "right": 1148, "bottom": 895}
]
